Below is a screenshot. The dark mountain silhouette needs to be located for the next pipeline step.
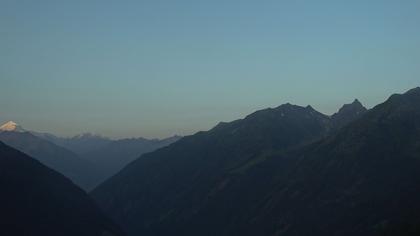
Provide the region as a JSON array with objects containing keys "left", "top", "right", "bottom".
[
  {"left": 83, "top": 135, "right": 182, "bottom": 184},
  {"left": 331, "top": 98, "right": 368, "bottom": 129},
  {"left": 235, "top": 87, "right": 420, "bottom": 236},
  {"left": 92, "top": 99, "right": 368, "bottom": 236},
  {"left": 0, "top": 131, "right": 99, "bottom": 190},
  {"left": 92, "top": 89, "right": 420, "bottom": 236},
  {"left": 0, "top": 141, "right": 124, "bottom": 236}
]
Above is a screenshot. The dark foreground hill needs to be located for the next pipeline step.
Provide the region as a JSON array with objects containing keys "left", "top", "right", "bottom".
[
  {"left": 92, "top": 97, "right": 370, "bottom": 235},
  {"left": 0, "top": 141, "right": 124, "bottom": 236}
]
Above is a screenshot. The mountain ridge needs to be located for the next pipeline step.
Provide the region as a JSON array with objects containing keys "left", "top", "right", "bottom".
[{"left": 92, "top": 97, "right": 369, "bottom": 236}]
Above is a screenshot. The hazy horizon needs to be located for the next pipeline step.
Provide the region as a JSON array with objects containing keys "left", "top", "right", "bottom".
[
  {"left": 2, "top": 1, "right": 420, "bottom": 138},
  {"left": 0, "top": 87, "right": 416, "bottom": 139}
]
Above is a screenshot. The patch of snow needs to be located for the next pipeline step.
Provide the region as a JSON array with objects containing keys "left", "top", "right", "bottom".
[{"left": 0, "top": 121, "right": 26, "bottom": 132}]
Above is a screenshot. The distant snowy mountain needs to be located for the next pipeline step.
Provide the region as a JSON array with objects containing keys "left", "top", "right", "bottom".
[{"left": 0, "top": 121, "right": 26, "bottom": 132}]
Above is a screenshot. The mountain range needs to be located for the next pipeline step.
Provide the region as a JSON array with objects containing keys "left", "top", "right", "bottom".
[
  {"left": 3, "top": 87, "right": 420, "bottom": 236},
  {"left": 0, "top": 122, "right": 180, "bottom": 190},
  {"left": 92, "top": 87, "right": 420, "bottom": 236}
]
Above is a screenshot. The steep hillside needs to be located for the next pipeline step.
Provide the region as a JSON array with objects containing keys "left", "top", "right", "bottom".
[{"left": 0, "top": 141, "right": 124, "bottom": 236}]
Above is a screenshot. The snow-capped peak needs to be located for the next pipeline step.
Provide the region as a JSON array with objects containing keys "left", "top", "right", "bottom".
[{"left": 0, "top": 121, "right": 26, "bottom": 132}]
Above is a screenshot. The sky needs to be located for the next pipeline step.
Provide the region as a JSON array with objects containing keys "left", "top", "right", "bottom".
[{"left": 1, "top": 0, "right": 420, "bottom": 139}]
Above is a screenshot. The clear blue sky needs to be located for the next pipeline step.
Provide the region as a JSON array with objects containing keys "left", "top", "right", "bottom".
[{"left": 1, "top": 0, "right": 419, "bottom": 138}]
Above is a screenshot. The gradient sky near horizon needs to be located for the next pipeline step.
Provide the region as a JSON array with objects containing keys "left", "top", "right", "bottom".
[{"left": 1, "top": 0, "right": 420, "bottom": 138}]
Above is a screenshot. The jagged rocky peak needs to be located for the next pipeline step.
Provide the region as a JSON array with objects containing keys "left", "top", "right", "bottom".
[
  {"left": 331, "top": 99, "right": 368, "bottom": 129},
  {"left": 338, "top": 99, "right": 366, "bottom": 114}
]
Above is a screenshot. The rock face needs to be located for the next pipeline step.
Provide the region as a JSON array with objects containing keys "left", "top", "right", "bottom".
[
  {"left": 91, "top": 98, "right": 372, "bottom": 236},
  {"left": 0, "top": 141, "right": 124, "bottom": 236}
]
